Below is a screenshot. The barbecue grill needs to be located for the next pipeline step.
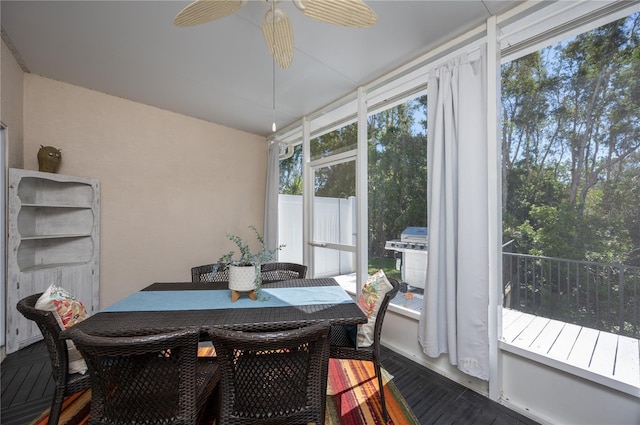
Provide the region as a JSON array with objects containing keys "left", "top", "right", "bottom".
[{"left": 385, "top": 227, "right": 428, "bottom": 291}]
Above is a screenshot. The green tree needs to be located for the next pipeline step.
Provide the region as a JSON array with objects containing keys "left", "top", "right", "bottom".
[
  {"left": 503, "top": 13, "right": 639, "bottom": 265},
  {"left": 313, "top": 122, "right": 357, "bottom": 198},
  {"left": 280, "top": 144, "right": 303, "bottom": 195},
  {"left": 368, "top": 97, "right": 427, "bottom": 256}
]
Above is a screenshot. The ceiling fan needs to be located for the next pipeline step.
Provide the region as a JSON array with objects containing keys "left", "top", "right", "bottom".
[{"left": 173, "top": 0, "right": 377, "bottom": 69}]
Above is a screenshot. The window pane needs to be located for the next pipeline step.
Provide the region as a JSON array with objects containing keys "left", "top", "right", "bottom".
[
  {"left": 367, "top": 96, "right": 428, "bottom": 312},
  {"left": 312, "top": 246, "right": 355, "bottom": 279},
  {"left": 278, "top": 144, "right": 303, "bottom": 264},
  {"left": 310, "top": 122, "right": 357, "bottom": 161},
  {"left": 312, "top": 150, "right": 356, "bottom": 278},
  {"left": 501, "top": 12, "right": 640, "bottom": 338},
  {"left": 280, "top": 143, "right": 303, "bottom": 195},
  {"left": 313, "top": 161, "right": 356, "bottom": 245}
]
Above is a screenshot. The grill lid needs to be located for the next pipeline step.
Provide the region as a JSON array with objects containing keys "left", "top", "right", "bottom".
[
  {"left": 385, "top": 227, "right": 428, "bottom": 252},
  {"left": 401, "top": 227, "right": 428, "bottom": 243}
]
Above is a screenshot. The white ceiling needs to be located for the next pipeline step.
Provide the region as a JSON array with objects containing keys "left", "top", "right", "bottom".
[{"left": 1, "top": 1, "right": 522, "bottom": 137}]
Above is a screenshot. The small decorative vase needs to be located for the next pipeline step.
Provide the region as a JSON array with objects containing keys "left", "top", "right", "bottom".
[
  {"left": 228, "top": 265, "right": 259, "bottom": 302},
  {"left": 37, "top": 145, "right": 62, "bottom": 173}
]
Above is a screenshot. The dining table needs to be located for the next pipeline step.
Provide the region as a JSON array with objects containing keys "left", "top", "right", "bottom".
[{"left": 61, "top": 277, "right": 367, "bottom": 338}]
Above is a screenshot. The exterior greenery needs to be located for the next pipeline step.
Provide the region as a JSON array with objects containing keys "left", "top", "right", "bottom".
[
  {"left": 279, "top": 12, "right": 639, "bottom": 334},
  {"left": 280, "top": 98, "right": 428, "bottom": 259},
  {"left": 502, "top": 14, "right": 639, "bottom": 268},
  {"left": 502, "top": 13, "right": 639, "bottom": 336}
]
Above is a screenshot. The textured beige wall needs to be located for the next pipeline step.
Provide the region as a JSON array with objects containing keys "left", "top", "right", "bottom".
[
  {"left": 23, "top": 74, "right": 267, "bottom": 307},
  {"left": 1, "top": 40, "right": 25, "bottom": 168}
]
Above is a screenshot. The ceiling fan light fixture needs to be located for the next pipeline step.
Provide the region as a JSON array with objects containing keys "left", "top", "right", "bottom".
[
  {"left": 293, "top": 0, "right": 377, "bottom": 28},
  {"left": 174, "top": 0, "right": 375, "bottom": 69},
  {"left": 174, "top": 0, "right": 247, "bottom": 27},
  {"left": 262, "top": 7, "right": 294, "bottom": 69}
]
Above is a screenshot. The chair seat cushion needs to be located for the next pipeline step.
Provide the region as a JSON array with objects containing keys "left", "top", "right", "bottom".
[
  {"left": 36, "top": 283, "right": 88, "bottom": 374},
  {"left": 356, "top": 270, "right": 394, "bottom": 348}
]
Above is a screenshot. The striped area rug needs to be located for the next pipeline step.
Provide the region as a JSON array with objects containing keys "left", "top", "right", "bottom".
[
  {"left": 326, "top": 358, "right": 420, "bottom": 425},
  {"left": 31, "top": 349, "right": 419, "bottom": 425}
]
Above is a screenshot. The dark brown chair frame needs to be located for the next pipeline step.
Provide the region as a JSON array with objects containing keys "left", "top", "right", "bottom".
[
  {"left": 17, "top": 293, "right": 92, "bottom": 425},
  {"left": 208, "top": 322, "right": 330, "bottom": 425},
  {"left": 191, "top": 262, "right": 307, "bottom": 284},
  {"left": 259, "top": 262, "right": 307, "bottom": 283},
  {"left": 65, "top": 327, "right": 219, "bottom": 425},
  {"left": 329, "top": 276, "right": 400, "bottom": 422},
  {"left": 191, "top": 262, "right": 229, "bottom": 284}
]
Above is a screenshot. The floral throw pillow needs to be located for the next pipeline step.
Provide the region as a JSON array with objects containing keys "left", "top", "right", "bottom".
[
  {"left": 35, "top": 283, "right": 88, "bottom": 374},
  {"left": 356, "top": 269, "right": 394, "bottom": 348}
]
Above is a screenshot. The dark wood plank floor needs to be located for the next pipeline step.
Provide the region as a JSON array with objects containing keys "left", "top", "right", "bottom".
[
  {"left": 380, "top": 347, "right": 539, "bottom": 425},
  {"left": 1, "top": 342, "right": 56, "bottom": 425},
  {"left": 1, "top": 341, "right": 539, "bottom": 425}
]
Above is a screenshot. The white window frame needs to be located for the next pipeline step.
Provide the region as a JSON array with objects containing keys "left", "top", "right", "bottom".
[{"left": 269, "top": 1, "right": 640, "bottom": 403}]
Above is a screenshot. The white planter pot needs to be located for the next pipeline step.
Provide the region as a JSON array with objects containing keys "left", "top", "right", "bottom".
[{"left": 228, "top": 265, "right": 259, "bottom": 292}]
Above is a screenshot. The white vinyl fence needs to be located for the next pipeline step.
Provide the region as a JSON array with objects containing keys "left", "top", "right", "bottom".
[{"left": 278, "top": 194, "right": 356, "bottom": 277}]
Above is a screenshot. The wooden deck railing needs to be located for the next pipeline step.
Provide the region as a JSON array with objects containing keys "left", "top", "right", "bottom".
[{"left": 503, "top": 252, "right": 640, "bottom": 339}]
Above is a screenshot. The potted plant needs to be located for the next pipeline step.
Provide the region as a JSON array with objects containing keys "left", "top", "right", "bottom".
[{"left": 218, "top": 226, "right": 284, "bottom": 301}]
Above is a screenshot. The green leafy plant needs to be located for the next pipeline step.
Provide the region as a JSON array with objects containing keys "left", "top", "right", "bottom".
[
  {"left": 218, "top": 225, "right": 285, "bottom": 268},
  {"left": 218, "top": 226, "right": 285, "bottom": 294}
]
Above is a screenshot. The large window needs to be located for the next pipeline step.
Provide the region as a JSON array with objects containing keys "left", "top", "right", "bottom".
[
  {"left": 276, "top": 6, "right": 639, "bottom": 332},
  {"left": 309, "top": 123, "right": 357, "bottom": 279},
  {"left": 502, "top": 12, "right": 640, "bottom": 337},
  {"left": 278, "top": 123, "right": 359, "bottom": 279},
  {"left": 368, "top": 95, "right": 428, "bottom": 313}
]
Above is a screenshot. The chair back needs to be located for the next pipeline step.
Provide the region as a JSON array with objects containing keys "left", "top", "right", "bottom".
[
  {"left": 191, "top": 263, "right": 229, "bottom": 283},
  {"left": 328, "top": 276, "right": 400, "bottom": 423},
  {"left": 17, "top": 293, "right": 92, "bottom": 425},
  {"left": 193, "top": 262, "right": 307, "bottom": 285},
  {"left": 208, "top": 322, "right": 330, "bottom": 425},
  {"left": 372, "top": 277, "right": 400, "bottom": 349},
  {"left": 260, "top": 262, "right": 307, "bottom": 283},
  {"left": 66, "top": 327, "right": 209, "bottom": 424},
  {"left": 17, "top": 293, "right": 69, "bottom": 382}
]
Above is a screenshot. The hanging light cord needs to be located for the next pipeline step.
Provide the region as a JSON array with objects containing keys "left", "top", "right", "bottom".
[{"left": 271, "top": 1, "right": 277, "bottom": 132}]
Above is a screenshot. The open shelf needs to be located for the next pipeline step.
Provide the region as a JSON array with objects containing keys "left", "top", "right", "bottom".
[
  {"left": 18, "top": 206, "right": 95, "bottom": 238},
  {"left": 17, "top": 236, "right": 94, "bottom": 271},
  {"left": 17, "top": 177, "right": 94, "bottom": 205},
  {"left": 7, "top": 168, "right": 101, "bottom": 354}
]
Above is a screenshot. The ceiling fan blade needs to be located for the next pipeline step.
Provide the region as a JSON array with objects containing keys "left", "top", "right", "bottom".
[
  {"left": 174, "top": 0, "right": 246, "bottom": 27},
  {"left": 294, "top": 0, "right": 377, "bottom": 28},
  {"left": 262, "top": 7, "right": 294, "bottom": 69}
]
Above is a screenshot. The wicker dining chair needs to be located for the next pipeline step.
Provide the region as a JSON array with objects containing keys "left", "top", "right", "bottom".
[
  {"left": 17, "top": 293, "right": 92, "bottom": 425},
  {"left": 191, "top": 263, "right": 229, "bottom": 284},
  {"left": 329, "top": 276, "right": 400, "bottom": 423},
  {"left": 260, "top": 262, "right": 307, "bottom": 283},
  {"left": 193, "top": 262, "right": 306, "bottom": 285},
  {"left": 65, "top": 327, "right": 220, "bottom": 425},
  {"left": 208, "top": 322, "right": 330, "bottom": 425}
]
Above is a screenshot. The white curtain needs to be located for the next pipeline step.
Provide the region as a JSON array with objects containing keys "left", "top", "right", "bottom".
[
  {"left": 264, "top": 141, "right": 280, "bottom": 258},
  {"left": 418, "top": 46, "right": 489, "bottom": 380}
]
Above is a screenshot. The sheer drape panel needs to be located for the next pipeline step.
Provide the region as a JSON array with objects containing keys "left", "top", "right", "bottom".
[
  {"left": 418, "top": 46, "right": 489, "bottom": 380},
  {"left": 264, "top": 141, "right": 280, "bottom": 258}
]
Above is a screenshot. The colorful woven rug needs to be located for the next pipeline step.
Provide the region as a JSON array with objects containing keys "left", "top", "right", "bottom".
[
  {"left": 31, "top": 349, "right": 419, "bottom": 425},
  {"left": 325, "top": 357, "right": 419, "bottom": 425}
]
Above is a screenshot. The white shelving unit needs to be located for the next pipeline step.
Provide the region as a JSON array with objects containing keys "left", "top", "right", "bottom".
[{"left": 5, "top": 169, "right": 100, "bottom": 354}]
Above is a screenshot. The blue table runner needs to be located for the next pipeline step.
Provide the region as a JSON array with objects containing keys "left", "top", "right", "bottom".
[{"left": 102, "top": 286, "right": 353, "bottom": 312}]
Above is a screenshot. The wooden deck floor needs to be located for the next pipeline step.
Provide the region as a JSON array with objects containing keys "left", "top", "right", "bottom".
[
  {"left": 1, "top": 340, "right": 539, "bottom": 425},
  {"left": 501, "top": 308, "right": 640, "bottom": 397}
]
